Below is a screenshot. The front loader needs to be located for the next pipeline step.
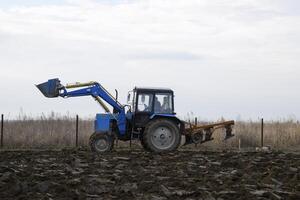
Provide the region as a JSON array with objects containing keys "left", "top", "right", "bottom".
[{"left": 36, "top": 79, "right": 234, "bottom": 153}]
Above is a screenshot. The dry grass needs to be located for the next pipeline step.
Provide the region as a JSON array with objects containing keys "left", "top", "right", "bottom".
[
  {"left": 196, "top": 120, "right": 300, "bottom": 151},
  {"left": 2, "top": 113, "right": 93, "bottom": 149},
  {"left": 1, "top": 113, "right": 300, "bottom": 151}
]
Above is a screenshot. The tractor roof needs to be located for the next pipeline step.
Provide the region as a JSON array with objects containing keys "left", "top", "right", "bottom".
[{"left": 134, "top": 87, "right": 173, "bottom": 93}]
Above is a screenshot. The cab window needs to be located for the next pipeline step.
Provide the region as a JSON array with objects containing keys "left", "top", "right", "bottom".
[
  {"left": 137, "top": 94, "right": 153, "bottom": 112},
  {"left": 154, "top": 93, "right": 173, "bottom": 113}
]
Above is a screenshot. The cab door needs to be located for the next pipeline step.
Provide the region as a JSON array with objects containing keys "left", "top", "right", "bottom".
[{"left": 133, "top": 92, "right": 154, "bottom": 128}]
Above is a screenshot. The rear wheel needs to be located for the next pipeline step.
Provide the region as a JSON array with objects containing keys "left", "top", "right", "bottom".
[
  {"left": 89, "top": 132, "right": 114, "bottom": 153},
  {"left": 143, "top": 119, "right": 181, "bottom": 153}
]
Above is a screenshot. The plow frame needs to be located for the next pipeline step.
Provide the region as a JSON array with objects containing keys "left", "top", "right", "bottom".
[{"left": 184, "top": 120, "right": 235, "bottom": 145}]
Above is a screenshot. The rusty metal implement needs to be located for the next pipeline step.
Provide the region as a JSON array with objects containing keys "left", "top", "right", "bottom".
[{"left": 184, "top": 120, "right": 235, "bottom": 145}]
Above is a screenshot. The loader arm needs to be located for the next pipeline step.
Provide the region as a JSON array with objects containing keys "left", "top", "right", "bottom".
[
  {"left": 36, "top": 79, "right": 127, "bottom": 135},
  {"left": 60, "top": 82, "right": 124, "bottom": 113}
]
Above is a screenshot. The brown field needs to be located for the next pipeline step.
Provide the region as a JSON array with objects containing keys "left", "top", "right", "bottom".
[
  {"left": 0, "top": 149, "right": 299, "bottom": 199},
  {"left": 2, "top": 113, "right": 300, "bottom": 151}
]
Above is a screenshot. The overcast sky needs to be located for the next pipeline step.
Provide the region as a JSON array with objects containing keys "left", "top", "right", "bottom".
[{"left": 0, "top": 0, "right": 299, "bottom": 121}]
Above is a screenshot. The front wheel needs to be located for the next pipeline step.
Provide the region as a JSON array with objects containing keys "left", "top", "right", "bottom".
[
  {"left": 89, "top": 133, "right": 114, "bottom": 153},
  {"left": 143, "top": 119, "right": 181, "bottom": 153}
]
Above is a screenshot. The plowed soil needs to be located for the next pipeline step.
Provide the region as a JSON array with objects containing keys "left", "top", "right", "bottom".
[{"left": 0, "top": 149, "right": 299, "bottom": 200}]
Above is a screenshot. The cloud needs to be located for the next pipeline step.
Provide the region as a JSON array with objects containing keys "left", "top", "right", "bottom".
[
  {"left": 0, "top": 0, "right": 299, "bottom": 119},
  {"left": 128, "top": 51, "right": 202, "bottom": 60}
]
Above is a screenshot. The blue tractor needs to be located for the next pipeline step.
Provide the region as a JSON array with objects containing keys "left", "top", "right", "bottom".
[{"left": 37, "top": 79, "right": 234, "bottom": 153}]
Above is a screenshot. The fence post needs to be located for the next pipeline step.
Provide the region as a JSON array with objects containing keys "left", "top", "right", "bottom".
[
  {"left": 195, "top": 117, "right": 198, "bottom": 147},
  {"left": 76, "top": 115, "right": 79, "bottom": 147},
  {"left": 1, "top": 114, "right": 3, "bottom": 148},
  {"left": 261, "top": 118, "right": 264, "bottom": 148}
]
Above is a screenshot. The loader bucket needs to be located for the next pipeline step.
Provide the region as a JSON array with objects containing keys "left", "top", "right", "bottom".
[{"left": 36, "top": 78, "right": 62, "bottom": 98}]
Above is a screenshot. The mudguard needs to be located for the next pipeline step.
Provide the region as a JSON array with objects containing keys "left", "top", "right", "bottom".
[{"left": 150, "top": 114, "right": 181, "bottom": 122}]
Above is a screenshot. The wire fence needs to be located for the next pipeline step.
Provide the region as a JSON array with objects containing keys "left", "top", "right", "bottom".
[{"left": 1, "top": 113, "right": 300, "bottom": 151}]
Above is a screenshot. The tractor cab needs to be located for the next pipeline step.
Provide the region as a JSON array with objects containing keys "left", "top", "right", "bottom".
[{"left": 128, "top": 87, "right": 175, "bottom": 128}]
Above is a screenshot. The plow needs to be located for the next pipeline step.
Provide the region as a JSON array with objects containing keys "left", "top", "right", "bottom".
[
  {"left": 185, "top": 120, "right": 235, "bottom": 145},
  {"left": 36, "top": 79, "right": 234, "bottom": 153}
]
